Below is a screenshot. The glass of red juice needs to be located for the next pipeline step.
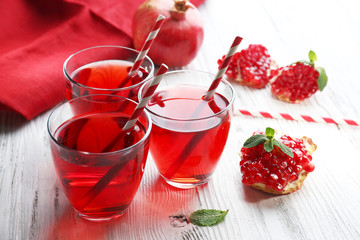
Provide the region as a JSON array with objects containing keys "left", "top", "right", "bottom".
[
  {"left": 47, "top": 94, "right": 152, "bottom": 221},
  {"left": 63, "top": 45, "right": 154, "bottom": 101},
  {"left": 139, "top": 70, "right": 235, "bottom": 189}
]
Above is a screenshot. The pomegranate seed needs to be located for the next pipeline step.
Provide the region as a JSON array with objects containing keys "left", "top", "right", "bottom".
[
  {"left": 254, "top": 173, "right": 262, "bottom": 182},
  {"left": 303, "top": 163, "right": 315, "bottom": 172},
  {"left": 275, "top": 183, "right": 284, "bottom": 191},
  {"left": 294, "top": 165, "right": 303, "bottom": 173}
]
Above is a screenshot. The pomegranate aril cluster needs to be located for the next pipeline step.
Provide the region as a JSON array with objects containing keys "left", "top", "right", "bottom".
[
  {"left": 240, "top": 134, "right": 314, "bottom": 192},
  {"left": 270, "top": 62, "right": 320, "bottom": 103},
  {"left": 218, "top": 44, "right": 272, "bottom": 89}
]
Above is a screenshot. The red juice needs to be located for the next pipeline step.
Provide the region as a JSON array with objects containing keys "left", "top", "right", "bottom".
[
  {"left": 50, "top": 112, "right": 149, "bottom": 219},
  {"left": 66, "top": 60, "right": 149, "bottom": 101},
  {"left": 147, "top": 85, "right": 231, "bottom": 185}
]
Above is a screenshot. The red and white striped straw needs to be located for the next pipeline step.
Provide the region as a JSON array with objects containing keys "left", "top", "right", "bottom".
[
  {"left": 123, "top": 64, "right": 168, "bottom": 131},
  {"left": 204, "top": 36, "right": 243, "bottom": 100},
  {"left": 127, "top": 15, "right": 165, "bottom": 78},
  {"left": 237, "top": 109, "right": 359, "bottom": 126}
]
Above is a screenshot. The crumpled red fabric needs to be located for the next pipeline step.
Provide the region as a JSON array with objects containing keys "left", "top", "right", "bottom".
[{"left": 0, "top": 0, "right": 204, "bottom": 120}]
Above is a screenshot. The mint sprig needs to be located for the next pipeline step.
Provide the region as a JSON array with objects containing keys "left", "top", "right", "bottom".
[
  {"left": 243, "top": 127, "right": 294, "bottom": 158},
  {"left": 309, "top": 50, "right": 328, "bottom": 91},
  {"left": 316, "top": 66, "right": 328, "bottom": 91},
  {"left": 189, "top": 209, "right": 229, "bottom": 227},
  {"left": 243, "top": 135, "right": 268, "bottom": 148},
  {"left": 308, "top": 50, "right": 317, "bottom": 66}
]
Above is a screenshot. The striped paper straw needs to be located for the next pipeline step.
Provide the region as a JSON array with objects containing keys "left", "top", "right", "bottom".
[
  {"left": 123, "top": 64, "right": 168, "bottom": 131},
  {"left": 204, "top": 36, "right": 243, "bottom": 100},
  {"left": 237, "top": 109, "right": 359, "bottom": 126},
  {"left": 127, "top": 15, "right": 165, "bottom": 79}
]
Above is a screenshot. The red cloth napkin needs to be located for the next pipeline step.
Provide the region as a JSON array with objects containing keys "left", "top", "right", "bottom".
[{"left": 0, "top": 0, "right": 204, "bottom": 120}]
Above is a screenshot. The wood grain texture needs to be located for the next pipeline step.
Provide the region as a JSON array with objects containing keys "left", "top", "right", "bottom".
[{"left": 1, "top": 0, "right": 360, "bottom": 239}]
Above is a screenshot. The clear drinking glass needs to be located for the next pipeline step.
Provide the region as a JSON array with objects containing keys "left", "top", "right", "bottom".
[
  {"left": 139, "top": 70, "right": 235, "bottom": 189},
  {"left": 47, "top": 94, "right": 152, "bottom": 221}
]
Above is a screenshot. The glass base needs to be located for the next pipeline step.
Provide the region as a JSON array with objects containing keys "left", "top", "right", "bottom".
[
  {"left": 162, "top": 176, "right": 210, "bottom": 189},
  {"left": 75, "top": 209, "right": 126, "bottom": 222}
]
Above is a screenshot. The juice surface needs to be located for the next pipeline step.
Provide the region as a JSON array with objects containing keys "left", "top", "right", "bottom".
[
  {"left": 148, "top": 85, "right": 228, "bottom": 120},
  {"left": 67, "top": 60, "right": 149, "bottom": 101},
  {"left": 71, "top": 60, "right": 148, "bottom": 89}
]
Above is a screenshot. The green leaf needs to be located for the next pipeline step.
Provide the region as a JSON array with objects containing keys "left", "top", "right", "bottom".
[
  {"left": 316, "top": 67, "right": 328, "bottom": 91},
  {"left": 265, "top": 127, "right": 275, "bottom": 139},
  {"left": 243, "top": 135, "right": 268, "bottom": 148},
  {"left": 273, "top": 140, "right": 294, "bottom": 157},
  {"left": 264, "top": 140, "right": 274, "bottom": 152},
  {"left": 189, "top": 209, "right": 229, "bottom": 227},
  {"left": 308, "top": 50, "right": 317, "bottom": 65}
]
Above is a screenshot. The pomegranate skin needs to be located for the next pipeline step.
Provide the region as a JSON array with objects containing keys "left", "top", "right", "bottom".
[{"left": 132, "top": 0, "right": 204, "bottom": 67}]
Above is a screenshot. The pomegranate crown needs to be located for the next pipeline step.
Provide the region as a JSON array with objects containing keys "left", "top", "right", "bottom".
[{"left": 243, "top": 127, "right": 294, "bottom": 157}]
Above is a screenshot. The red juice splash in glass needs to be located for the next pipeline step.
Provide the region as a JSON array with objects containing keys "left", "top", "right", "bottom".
[
  {"left": 50, "top": 112, "right": 149, "bottom": 220},
  {"left": 66, "top": 60, "right": 149, "bottom": 101},
  {"left": 147, "top": 85, "right": 231, "bottom": 187}
]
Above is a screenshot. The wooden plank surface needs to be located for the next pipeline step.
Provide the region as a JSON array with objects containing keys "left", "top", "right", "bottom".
[{"left": 1, "top": 0, "right": 360, "bottom": 239}]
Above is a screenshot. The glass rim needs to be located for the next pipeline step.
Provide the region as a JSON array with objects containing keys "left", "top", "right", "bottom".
[
  {"left": 47, "top": 94, "right": 152, "bottom": 156},
  {"left": 63, "top": 45, "right": 155, "bottom": 91},
  {"left": 139, "top": 69, "right": 235, "bottom": 122}
]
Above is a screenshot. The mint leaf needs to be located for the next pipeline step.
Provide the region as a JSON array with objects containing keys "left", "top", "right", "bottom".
[
  {"left": 316, "top": 67, "right": 328, "bottom": 91},
  {"left": 189, "top": 209, "right": 229, "bottom": 227},
  {"left": 243, "top": 135, "right": 268, "bottom": 148},
  {"left": 264, "top": 139, "right": 274, "bottom": 152},
  {"left": 273, "top": 139, "right": 294, "bottom": 157},
  {"left": 265, "top": 127, "right": 275, "bottom": 139},
  {"left": 308, "top": 50, "right": 317, "bottom": 65}
]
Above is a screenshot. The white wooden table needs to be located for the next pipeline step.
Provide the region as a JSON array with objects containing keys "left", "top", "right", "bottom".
[{"left": 1, "top": 0, "right": 360, "bottom": 239}]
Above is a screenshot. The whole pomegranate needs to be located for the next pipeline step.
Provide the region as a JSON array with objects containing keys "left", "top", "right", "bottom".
[{"left": 132, "top": 0, "right": 204, "bottom": 67}]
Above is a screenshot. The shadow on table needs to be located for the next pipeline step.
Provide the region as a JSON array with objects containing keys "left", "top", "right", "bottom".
[
  {"left": 242, "top": 185, "right": 275, "bottom": 203},
  {"left": 39, "top": 176, "right": 199, "bottom": 239},
  {"left": 0, "top": 111, "right": 27, "bottom": 132},
  {"left": 133, "top": 175, "right": 200, "bottom": 218},
  {"left": 40, "top": 204, "right": 123, "bottom": 240}
]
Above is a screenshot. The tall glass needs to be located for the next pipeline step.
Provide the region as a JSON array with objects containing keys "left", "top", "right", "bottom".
[
  {"left": 63, "top": 45, "right": 154, "bottom": 101},
  {"left": 139, "top": 70, "right": 235, "bottom": 189},
  {"left": 47, "top": 94, "right": 152, "bottom": 221}
]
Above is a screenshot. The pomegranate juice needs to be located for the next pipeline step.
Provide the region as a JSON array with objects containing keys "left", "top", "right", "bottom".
[
  {"left": 67, "top": 60, "right": 149, "bottom": 101},
  {"left": 50, "top": 112, "right": 149, "bottom": 219},
  {"left": 147, "top": 85, "right": 231, "bottom": 186}
]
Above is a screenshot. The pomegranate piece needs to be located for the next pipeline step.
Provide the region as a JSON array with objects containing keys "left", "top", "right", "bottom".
[
  {"left": 270, "top": 50, "right": 328, "bottom": 103},
  {"left": 240, "top": 127, "right": 316, "bottom": 194},
  {"left": 217, "top": 44, "right": 276, "bottom": 88}
]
